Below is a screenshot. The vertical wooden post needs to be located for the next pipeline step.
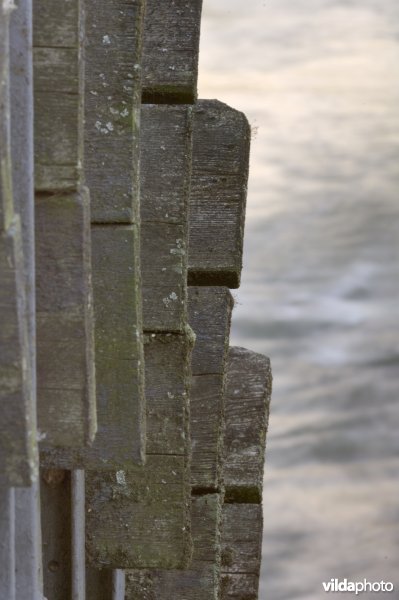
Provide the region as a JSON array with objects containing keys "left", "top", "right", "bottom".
[
  {"left": 0, "top": 483, "right": 15, "bottom": 600},
  {"left": 71, "top": 470, "right": 85, "bottom": 600}
]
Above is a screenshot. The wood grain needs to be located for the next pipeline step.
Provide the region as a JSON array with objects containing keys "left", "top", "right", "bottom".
[
  {"left": 41, "top": 225, "right": 145, "bottom": 468},
  {"left": 220, "top": 574, "right": 259, "bottom": 600},
  {"left": 142, "top": 0, "right": 203, "bottom": 103},
  {"left": 221, "top": 503, "right": 263, "bottom": 576},
  {"left": 84, "top": 0, "right": 145, "bottom": 222},
  {"left": 33, "top": 0, "right": 82, "bottom": 191},
  {"left": 0, "top": 220, "right": 35, "bottom": 486},
  {"left": 85, "top": 455, "right": 191, "bottom": 569},
  {"left": 144, "top": 331, "right": 194, "bottom": 456},
  {"left": 187, "top": 288, "right": 233, "bottom": 491},
  {"left": 140, "top": 104, "right": 192, "bottom": 332},
  {"left": 126, "top": 494, "right": 222, "bottom": 600},
  {"left": 188, "top": 101, "right": 250, "bottom": 288},
  {"left": 36, "top": 191, "right": 96, "bottom": 448},
  {"left": 223, "top": 347, "right": 272, "bottom": 503}
]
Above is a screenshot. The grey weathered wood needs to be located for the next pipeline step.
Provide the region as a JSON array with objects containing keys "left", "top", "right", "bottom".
[
  {"left": 41, "top": 468, "right": 72, "bottom": 600},
  {"left": 72, "top": 470, "right": 85, "bottom": 600},
  {"left": 113, "top": 570, "right": 125, "bottom": 600},
  {"left": 221, "top": 504, "right": 263, "bottom": 576},
  {"left": 0, "top": 0, "right": 13, "bottom": 231},
  {"left": 142, "top": 0, "right": 203, "bottom": 103},
  {"left": 84, "top": 0, "right": 145, "bottom": 223},
  {"left": 144, "top": 331, "right": 193, "bottom": 456},
  {"left": 221, "top": 504, "right": 263, "bottom": 596},
  {"left": 41, "top": 225, "right": 145, "bottom": 469},
  {"left": 85, "top": 455, "right": 191, "bottom": 569},
  {"left": 141, "top": 223, "right": 188, "bottom": 332},
  {"left": 36, "top": 191, "right": 96, "bottom": 448},
  {"left": 14, "top": 483, "right": 44, "bottom": 600},
  {"left": 188, "top": 287, "right": 233, "bottom": 376},
  {"left": 140, "top": 104, "right": 192, "bottom": 332},
  {"left": 188, "top": 101, "right": 250, "bottom": 288},
  {"left": 220, "top": 574, "right": 259, "bottom": 600},
  {"left": 0, "top": 484, "right": 15, "bottom": 600},
  {"left": 0, "top": 219, "right": 35, "bottom": 486},
  {"left": 33, "top": 0, "right": 82, "bottom": 191},
  {"left": 126, "top": 494, "right": 222, "bottom": 600},
  {"left": 224, "top": 347, "right": 272, "bottom": 503},
  {"left": 187, "top": 288, "right": 233, "bottom": 491}
]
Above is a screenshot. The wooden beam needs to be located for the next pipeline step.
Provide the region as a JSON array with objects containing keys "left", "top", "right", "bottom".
[
  {"left": 41, "top": 225, "right": 145, "bottom": 468},
  {"left": 126, "top": 494, "right": 222, "bottom": 600},
  {"left": 142, "top": 0, "right": 203, "bottom": 103},
  {"left": 223, "top": 347, "right": 272, "bottom": 504},
  {"left": 220, "top": 503, "right": 263, "bottom": 600},
  {"left": 85, "top": 455, "right": 192, "bottom": 570},
  {"left": 33, "top": 0, "right": 82, "bottom": 191},
  {"left": 188, "top": 288, "right": 233, "bottom": 491},
  {"left": 220, "top": 574, "right": 259, "bottom": 600},
  {"left": 84, "top": 0, "right": 145, "bottom": 223},
  {"left": 0, "top": 483, "right": 15, "bottom": 600},
  {"left": 36, "top": 191, "right": 96, "bottom": 448},
  {"left": 0, "top": 220, "right": 35, "bottom": 485},
  {"left": 188, "top": 101, "right": 250, "bottom": 288},
  {"left": 140, "top": 104, "right": 192, "bottom": 332}
]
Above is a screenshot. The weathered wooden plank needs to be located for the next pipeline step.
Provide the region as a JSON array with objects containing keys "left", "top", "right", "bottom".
[
  {"left": 36, "top": 191, "right": 96, "bottom": 448},
  {"left": 221, "top": 504, "right": 263, "bottom": 577},
  {"left": 190, "top": 374, "right": 225, "bottom": 492},
  {"left": 33, "top": 0, "right": 82, "bottom": 191},
  {"left": 141, "top": 223, "right": 187, "bottom": 333},
  {"left": 126, "top": 494, "right": 222, "bottom": 600},
  {"left": 85, "top": 0, "right": 145, "bottom": 223},
  {"left": 188, "top": 287, "right": 233, "bottom": 376},
  {"left": 41, "top": 468, "right": 72, "bottom": 600},
  {"left": 188, "top": 101, "right": 250, "bottom": 288},
  {"left": 14, "top": 483, "right": 44, "bottom": 600},
  {"left": 140, "top": 104, "right": 192, "bottom": 332},
  {"left": 187, "top": 288, "right": 233, "bottom": 491},
  {"left": 224, "top": 347, "right": 272, "bottom": 503},
  {"left": 144, "top": 331, "right": 193, "bottom": 456},
  {"left": 41, "top": 225, "right": 145, "bottom": 468},
  {"left": 85, "top": 455, "right": 191, "bottom": 569},
  {"left": 220, "top": 574, "right": 259, "bottom": 600},
  {"left": 0, "top": 220, "right": 35, "bottom": 486},
  {"left": 142, "top": 0, "right": 203, "bottom": 103},
  {"left": 0, "top": 484, "right": 15, "bottom": 600},
  {"left": 0, "top": 0, "right": 14, "bottom": 231}
]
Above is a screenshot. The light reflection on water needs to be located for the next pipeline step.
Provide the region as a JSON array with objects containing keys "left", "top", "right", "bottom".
[{"left": 199, "top": 1, "right": 399, "bottom": 598}]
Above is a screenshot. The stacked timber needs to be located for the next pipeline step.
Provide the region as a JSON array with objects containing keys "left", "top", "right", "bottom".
[{"left": 0, "top": 1, "right": 273, "bottom": 599}]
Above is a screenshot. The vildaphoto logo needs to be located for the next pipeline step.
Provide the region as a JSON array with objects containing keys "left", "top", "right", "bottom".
[{"left": 322, "top": 579, "right": 394, "bottom": 595}]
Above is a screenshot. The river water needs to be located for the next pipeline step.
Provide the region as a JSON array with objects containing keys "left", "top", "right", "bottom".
[{"left": 198, "top": 1, "right": 399, "bottom": 598}]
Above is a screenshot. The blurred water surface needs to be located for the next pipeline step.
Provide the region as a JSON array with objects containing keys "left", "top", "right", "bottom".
[{"left": 198, "top": 1, "right": 399, "bottom": 598}]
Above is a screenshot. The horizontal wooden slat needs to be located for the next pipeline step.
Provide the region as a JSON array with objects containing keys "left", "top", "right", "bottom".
[
  {"left": 85, "top": 0, "right": 145, "bottom": 223},
  {"left": 223, "top": 347, "right": 272, "bottom": 503},
  {"left": 36, "top": 191, "right": 96, "bottom": 448},
  {"left": 126, "top": 494, "right": 222, "bottom": 600},
  {"left": 142, "top": 0, "right": 203, "bottom": 103},
  {"left": 85, "top": 455, "right": 191, "bottom": 569},
  {"left": 188, "top": 101, "right": 250, "bottom": 288},
  {"left": 0, "top": 220, "right": 35, "bottom": 486},
  {"left": 140, "top": 104, "right": 192, "bottom": 332}
]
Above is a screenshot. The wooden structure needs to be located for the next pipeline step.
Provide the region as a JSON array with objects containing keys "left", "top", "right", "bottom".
[{"left": 0, "top": 1, "right": 272, "bottom": 598}]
